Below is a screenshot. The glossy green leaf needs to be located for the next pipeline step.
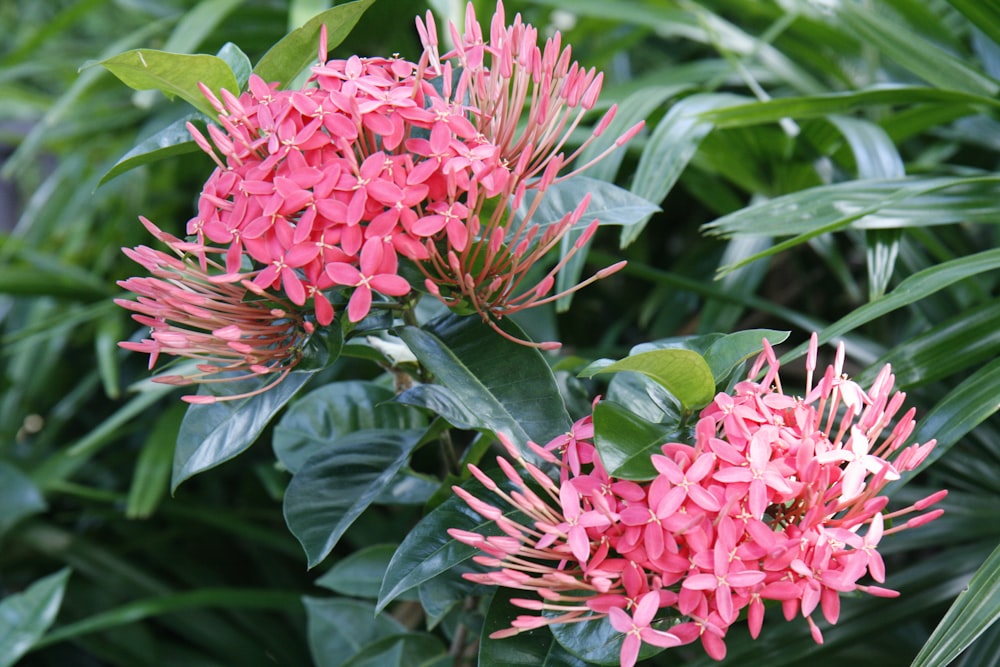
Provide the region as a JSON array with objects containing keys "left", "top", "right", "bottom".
[
  {"left": 480, "top": 588, "right": 588, "bottom": 667},
  {"left": 701, "top": 86, "right": 1000, "bottom": 128},
  {"left": 702, "top": 329, "right": 790, "bottom": 386},
  {"left": 0, "top": 568, "right": 70, "bottom": 667},
  {"left": 905, "top": 540, "right": 1000, "bottom": 667},
  {"left": 398, "top": 314, "right": 571, "bottom": 450},
  {"left": 100, "top": 114, "right": 201, "bottom": 184},
  {"left": 0, "top": 462, "right": 46, "bottom": 538},
  {"left": 418, "top": 568, "right": 481, "bottom": 629},
  {"left": 377, "top": 477, "right": 508, "bottom": 612},
  {"left": 593, "top": 400, "right": 680, "bottom": 480},
  {"left": 836, "top": 2, "right": 999, "bottom": 97},
  {"left": 98, "top": 49, "right": 238, "bottom": 117},
  {"left": 273, "top": 380, "right": 426, "bottom": 474},
  {"left": 217, "top": 41, "right": 252, "bottom": 89},
  {"left": 126, "top": 401, "right": 185, "bottom": 519},
  {"left": 622, "top": 93, "right": 746, "bottom": 247},
  {"left": 303, "top": 597, "right": 407, "bottom": 667},
  {"left": 283, "top": 429, "right": 423, "bottom": 568},
  {"left": 395, "top": 383, "right": 482, "bottom": 431},
  {"left": 581, "top": 348, "right": 715, "bottom": 411},
  {"left": 315, "top": 544, "right": 398, "bottom": 599},
  {"left": 548, "top": 601, "right": 669, "bottom": 666},
  {"left": 339, "top": 632, "right": 447, "bottom": 667},
  {"left": 172, "top": 369, "right": 318, "bottom": 490},
  {"left": 253, "top": 0, "right": 377, "bottom": 87}
]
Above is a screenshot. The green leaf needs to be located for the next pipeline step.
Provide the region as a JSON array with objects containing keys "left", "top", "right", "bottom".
[
  {"left": 126, "top": 401, "right": 185, "bottom": 519},
  {"left": 702, "top": 329, "right": 790, "bottom": 386},
  {"left": 339, "top": 632, "right": 447, "bottom": 667},
  {"left": 700, "top": 86, "right": 1000, "bottom": 128},
  {"left": 622, "top": 93, "right": 746, "bottom": 247},
  {"left": 253, "top": 0, "right": 377, "bottom": 87},
  {"left": 910, "top": 541, "right": 1000, "bottom": 667},
  {"left": 480, "top": 588, "right": 588, "bottom": 667},
  {"left": 0, "top": 569, "right": 70, "bottom": 667},
  {"left": 836, "top": 2, "right": 1000, "bottom": 97},
  {"left": 395, "top": 383, "right": 482, "bottom": 431},
  {"left": 161, "top": 0, "right": 244, "bottom": 54},
  {"left": 377, "top": 476, "right": 507, "bottom": 612},
  {"left": 580, "top": 348, "right": 715, "bottom": 411},
  {"left": 315, "top": 544, "right": 399, "bottom": 599},
  {"left": 905, "top": 357, "right": 1000, "bottom": 480},
  {"left": 398, "top": 314, "right": 571, "bottom": 451},
  {"left": 172, "top": 369, "right": 318, "bottom": 490},
  {"left": 513, "top": 176, "right": 660, "bottom": 237},
  {"left": 303, "top": 597, "right": 407, "bottom": 667},
  {"left": 947, "top": 0, "right": 1000, "bottom": 48},
  {"left": 217, "top": 41, "right": 252, "bottom": 89},
  {"left": 593, "top": 400, "right": 681, "bottom": 480},
  {"left": 273, "top": 380, "right": 426, "bottom": 474},
  {"left": 100, "top": 114, "right": 201, "bottom": 184},
  {"left": 0, "top": 462, "right": 46, "bottom": 538},
  {"left": 548, "top": 601, "right": 669, "bottom": 666},
  {"left": 98, "top": 49, "right": 238, "bottom": 117},
  {"left": 283, "top": 429, "right": 423, "bottom": 568}
]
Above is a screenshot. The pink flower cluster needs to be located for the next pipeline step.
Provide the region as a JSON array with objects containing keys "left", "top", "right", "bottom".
[
  {"left": 118, "top": 2, "right": 641, "bottom": 396},
  {"left": 449, "top": 335, "right": 945, "bottom": 665}
]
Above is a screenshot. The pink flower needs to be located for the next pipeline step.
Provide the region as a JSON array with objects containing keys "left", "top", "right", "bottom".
[
  {"left": 450, "top": 333, "right": 946, "bottom": 661},
  {"left": 116, "top": 217, "right": 313, "bottom": 403}
]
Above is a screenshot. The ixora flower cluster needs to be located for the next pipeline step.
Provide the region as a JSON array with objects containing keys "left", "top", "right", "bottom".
[
  {"left": 450, "top": 335, "right": 945, "bottom": 666},
  {"left": 116, "top": 2, "right": 640, "bottom": 402}
]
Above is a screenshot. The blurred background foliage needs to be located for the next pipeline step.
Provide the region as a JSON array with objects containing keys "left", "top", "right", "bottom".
[{"left": 1, "top": 0, "right": 998, "bottom": 665}]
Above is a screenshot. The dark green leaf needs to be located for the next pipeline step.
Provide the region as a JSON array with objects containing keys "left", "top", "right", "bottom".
[
  {"left": 0, "top": 463, "right": 46, "bottom": 538},
  {"left": 549, "top": 601, "right": 669, "bottom": 666},
  {"left": 253, "top": 0, "right": 377, "bottom": 87},
  {"left": 173, "top": 369, "right": 318, "bottom": 490},
  {"left": 126, "top": 401, "right": 185, "bottom": 519},
  {"left": 593, "top": 400, "right": 680, "bottom": 480},
  {"left": 273, "top": 380, "right": 426, "bottom": 474},
  {"left": 377, "top": 476, "right": 507, "bottom": 612},
  {"left": 303, "top": 597, "right": 406, "bottom": 667},
  {"left": 947, "top": 0, "right": 1000, "bottom": 48},
  {"left": 339, "top": 632, "right": 447, "bottom": 667},
  {"left": 98, "top": 50, "right": 238, "bottom": 117},
  {"left": 0, "top": 569, "right": 70, "bottom": 667},
  {"left": 398, "top": 314, "right": 571, "bottom": 450},
  {"left": 480, "top": 588, "right": 588, "bottom": 667},
  {"left": 395, "top": 383, "right": 482, "bottom": 431},
  {"left": 283, "top": 429, "right": 423, "bottom": 567},
  {"left": 100, "top": 114, "right": 201, "bottom": 184},
  {"left": 315, "top": 544, "right": 398, "bottom": 599}
]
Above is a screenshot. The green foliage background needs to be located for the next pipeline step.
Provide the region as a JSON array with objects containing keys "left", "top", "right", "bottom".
[{"left": 1, "top": 0, "right": 998, "bottom": 665}]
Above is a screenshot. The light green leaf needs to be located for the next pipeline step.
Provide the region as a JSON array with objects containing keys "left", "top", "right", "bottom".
[
  {"left": 253, "top": 0, "right": 377, "bottom": 87},
  {"left": 0, "top": 569, "right": 70, "bottom": 667},
  {"left": 98, "top": 49, "right": 238, "bottom": 117},
  {"left": 702, "top": 329, "right": 790, "bottom": 385},
  {"left": 283, "top": 429, "right": 423, "bottom": 567},
  {"left": 217, "top": 41, "right": 252, "bottom": 89},
  {"left": 173, "top": 369, "right": 319, "bottom": 490},
  {"left": 580, "top": 348, "right": 715, "bottom": 412},
  {"left": 910, "top": 541, "right": 1000, "bottom": 667},
  {"left": 0, "top": 462, "right": 46, "bottom": 539},
  {"left": 398, "top": 314, "right": 571, "bottom": 451},
  {"left": 303, "top": 597, "right": 406, "bottom": 667}
]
